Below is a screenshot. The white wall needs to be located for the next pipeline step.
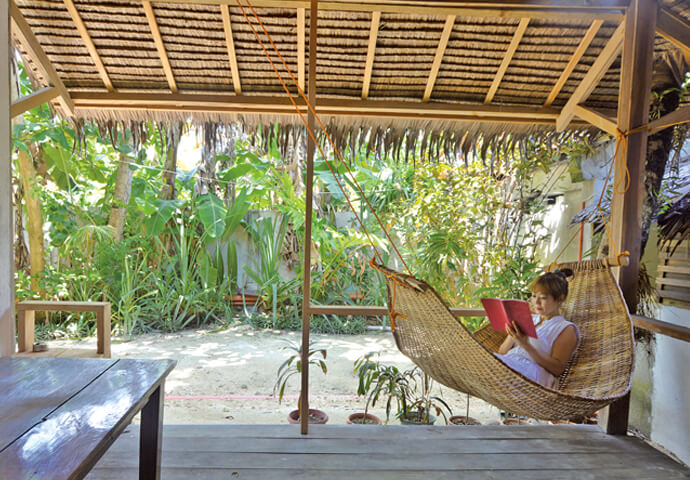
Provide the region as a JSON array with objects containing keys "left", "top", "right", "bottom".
[
  {"left": 650, "top": 305, "right": 690, "bottom": 465},
  {"left": 1, "top": 2, "right": 15, "bottom": 357}
]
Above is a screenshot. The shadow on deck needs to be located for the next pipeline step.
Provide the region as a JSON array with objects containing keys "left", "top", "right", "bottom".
[{"left": 86, "top": 424, "right": 689, "bottom": 479}]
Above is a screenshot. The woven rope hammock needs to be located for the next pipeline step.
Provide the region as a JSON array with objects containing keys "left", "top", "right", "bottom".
[{"left": 376, "top": 258, "right": 635, "bottom": 421}]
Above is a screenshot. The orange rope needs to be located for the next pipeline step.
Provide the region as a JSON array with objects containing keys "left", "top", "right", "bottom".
[{"left": 236, "top": 0, "right": 412, "bottom": 275}]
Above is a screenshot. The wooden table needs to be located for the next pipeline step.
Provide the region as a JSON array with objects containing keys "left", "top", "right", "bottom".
[{"left": 0, "top": 357, "right": 176, "bottom": 480}]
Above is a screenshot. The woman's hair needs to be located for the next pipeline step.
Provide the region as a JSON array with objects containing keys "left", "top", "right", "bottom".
[{"left": 530, "top": 268, "right": 574, "bottom": 300}]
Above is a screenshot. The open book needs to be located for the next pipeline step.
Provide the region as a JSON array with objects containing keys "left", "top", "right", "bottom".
[{"left": 480, "top": 298, "right": 538, "bottom": 339}]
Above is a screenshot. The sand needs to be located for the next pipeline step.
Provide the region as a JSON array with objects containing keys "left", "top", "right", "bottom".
[{"left": 41, "top": 324, "right": 504, "bottom": 426}]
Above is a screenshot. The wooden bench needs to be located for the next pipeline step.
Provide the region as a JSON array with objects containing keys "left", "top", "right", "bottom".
[
  {"left": 16, "top": 301, "right": 111, "bottom": 357},
  {"left": 0, "top": 357, "right": 175, "bottom": 480}
]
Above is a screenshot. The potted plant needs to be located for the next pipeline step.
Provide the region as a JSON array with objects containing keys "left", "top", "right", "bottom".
[
  {"left": 348, "top": 353, "right": 391, "bottom": 425},
  {"left": 448, "top": 393, "right": 481, "bottom": 425},
  {"left": 274, "top": 339, "right": 329, "bottom": 424}
]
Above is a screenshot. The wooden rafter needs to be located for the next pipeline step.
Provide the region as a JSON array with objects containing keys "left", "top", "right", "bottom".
[
  {"left": 544, "top": 19, "right": 603, "bottom": 107},
  {"left": 148, "top": 0, "right": 626, "bottom": 21},
  {"left": 484, "top": 17, "right": 529, "bottom": 104},
  {"left": 361, "top": 11, "right": 381, "bottom": 99},
  {"left": 9, "top": 0, "right": 74, "bottom": 116},
  {"left": 70, "top": 92, "right": 585, "bottom": 125},
  {"left": 297, "top": 8, "right": 305, "bottom": 91},
  {"left": 63, "top": 0, "right": 114, "bottom": 92},
  {"left": 556, "top": 21, "right": 624, "bottom": 132},
  {"left": 221, "top": 4, "right": 241, "bottom": 94},
  {"left": 11, "top": 86, "right": 59, "bottom": 118},
  {"left": 423, "top": 15, "right": 455, "bottom": 102},
  {"left": 142, "top": 0, "right": 178, "bottom": 93},
  {"left": 657, "top": 8, "right": 690, "bottom": 64},
  {"left": 573, "top": 104, "right": 617, "bottom": 136},
  {"left": 648, "top": 104, "right": 690, "bottom": 135}
]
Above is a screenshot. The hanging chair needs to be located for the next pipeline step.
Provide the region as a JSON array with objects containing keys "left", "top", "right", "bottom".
[{"left": 377, "top": 258, "right": 635, "bottom": 421}]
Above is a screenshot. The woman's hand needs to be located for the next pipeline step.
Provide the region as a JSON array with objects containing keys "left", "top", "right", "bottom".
[{"left": 505, "top": 321, "right": 531, "bottom": 350}]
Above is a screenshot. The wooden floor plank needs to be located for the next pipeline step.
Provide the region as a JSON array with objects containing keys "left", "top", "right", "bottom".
[{"left": 85, "top": 424, "right": 690, "bottom": 480}]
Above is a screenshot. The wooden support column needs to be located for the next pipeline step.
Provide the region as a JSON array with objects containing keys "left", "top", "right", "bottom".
[
  {"left": 300, "top": 0, "right": 318, "bottom": 435},
  {"left": 1, "top": 0, "right": 15, "bottom": 357},
  {"left": 607, "top": 0, "right": 656, "bottom": 436}
]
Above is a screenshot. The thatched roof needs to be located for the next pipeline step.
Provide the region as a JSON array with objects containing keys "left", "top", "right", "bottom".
[{"left": 11, "top": 0, "right": 690, "bottom": 156}]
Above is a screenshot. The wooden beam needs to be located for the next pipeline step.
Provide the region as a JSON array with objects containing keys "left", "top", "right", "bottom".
[
  {"left": 71, "top": 92, "right": 574, "bottom": 123},
  {"left": 300, "top": 0, "right": 318, "bottom": 436},
  {"left": 11, "top": 86, "right": 59, "bottom": 118},
  {"left": 556, "top": 21, "right": 624, "bottom": 132},
  {"left": 632, "top": 314, "right": 690, "bottom": 343},
  {"left": 221, "top": 4, "right": 241, "bottom": 94},
  {"left": 142, "top": 0, "right": 178, "bottom": 93},
  {"left": 148, "top": 1, "right": 626, "bottom": 21},
  {"left": 9, "top": 0, "right": 74, "bottom": 116},
  {"left": 484, "top": 17, "right": 529, "bottom": 105},
  {"left": 573, "top": 104, "right": 617, "bottom": 136},
  {"left": 297, "top": 8, "right": 305, "bottom": 91},
  {"left": 63, "top": 0, "right": 114, "bottom": 92},
  {"left": 309, "top": 305, "right": 486, "bottom": 318},
  {"left": 423, "top": 15, "right": 455, "bottom": 102},
  {"left": 657, "top": 8, "right": 690, "bottom": 64},
  {"left": 648, "top": 104, "right": 690, "bottom": 135},
  {"left": 361, "top": 11, "right": 380, "bottom": 99},
  {"left": 544, "top": 19, "right": 603, "bottom": 107},
  {"left": 607, "top": 0, "right": 657, "bottom": 437}
]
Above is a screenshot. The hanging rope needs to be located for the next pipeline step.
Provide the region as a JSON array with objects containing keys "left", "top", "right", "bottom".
[{"left": 236, "top": 0, "right": 412, "bottom": 275}]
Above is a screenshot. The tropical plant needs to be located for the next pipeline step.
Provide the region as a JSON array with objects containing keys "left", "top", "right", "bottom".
[{"left": 273, "top": 339, "right": 327, "bottom": 404}]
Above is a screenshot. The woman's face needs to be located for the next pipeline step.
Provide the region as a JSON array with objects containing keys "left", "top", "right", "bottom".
[{"left": 531, "top": 289, "right": 563, "bottom": 319}]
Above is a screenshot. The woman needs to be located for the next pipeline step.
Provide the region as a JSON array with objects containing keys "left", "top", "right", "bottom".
[{"left": 495, "top": 269, "right": 579, "bottom": 389}]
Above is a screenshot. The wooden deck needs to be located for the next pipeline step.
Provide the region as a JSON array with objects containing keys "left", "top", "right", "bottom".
[
  {"left": 13, "top": 347, "right": 106, "bottom": 358},
  {"left": 85, "top": 424, "right": 689, "bottom": 479}
]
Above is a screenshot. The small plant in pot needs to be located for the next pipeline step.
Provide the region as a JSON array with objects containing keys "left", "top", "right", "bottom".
[
  {"left": 448, "top": 393, "right": 481, "bottom": 425},
  {"left": 395, "top": 366, "right": 453, "bottom": 425},
  {"left": 274, "top": 339, "right": 328, "bottom": 424},
  {"left": 348, "top": 353, "right": 393, "bottom": 425}
]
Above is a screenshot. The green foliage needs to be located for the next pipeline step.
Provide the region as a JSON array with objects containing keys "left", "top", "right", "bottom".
[{"left": 273, "top": 340, "right": 327, "bottom": 404}]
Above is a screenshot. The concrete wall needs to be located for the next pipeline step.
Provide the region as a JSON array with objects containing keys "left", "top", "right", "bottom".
[{"left": 1, "top": 4, "right": 15, "bottom": 357}]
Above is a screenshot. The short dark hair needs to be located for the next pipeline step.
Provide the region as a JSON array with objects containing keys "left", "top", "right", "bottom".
[{"left": 530, "top": 268, "right": 574, "bottom": 300}]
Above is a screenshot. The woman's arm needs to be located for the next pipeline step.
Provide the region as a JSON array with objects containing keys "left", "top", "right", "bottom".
[
  {"left": 505, "top": 322, "right": 578, "bottom": 377},
  {"left": 497, "top": 334, "right": 515, "bottom": 355}
]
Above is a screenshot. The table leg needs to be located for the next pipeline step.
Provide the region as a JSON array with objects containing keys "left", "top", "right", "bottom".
[
  {"left": 97, "top": 304, "right": 111, "bottom": 357},
  {"left": 17, "top": 310, "right": 35, "bottom": 352},
  {"left": 139, "top": 382, "right": 164, "bottom": 480}
]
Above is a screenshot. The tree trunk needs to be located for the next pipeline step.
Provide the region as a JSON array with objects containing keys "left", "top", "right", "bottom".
[
  {"left": 108, "top": 152, "right": 133, "bottom": 242},
  {"left": 161, "top": 122, "right": 182, "bottom": 201},
  {"left": 16, "top": 148, "right": 45, "bottom": 292}
]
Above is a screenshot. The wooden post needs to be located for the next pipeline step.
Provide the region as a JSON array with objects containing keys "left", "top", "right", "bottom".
[
  {"left": 300, "top": 0, "right": 318, "bottom": 436},
  {"left": 607, "top": 0, "right": 656, "bottom": 436},
  {"left": 97, "top": 303, "right": 111, "bottom": 357},
  {"left": 17, "top": 310, "right": 35, "bottom": 353},
  {"left": 0, "top": 0, "right": 15, "bottom": 358}
]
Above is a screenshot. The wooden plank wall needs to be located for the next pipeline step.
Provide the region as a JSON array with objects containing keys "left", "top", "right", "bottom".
[{"left": 657, "top": 239, "right": 690, "bottom": 307}]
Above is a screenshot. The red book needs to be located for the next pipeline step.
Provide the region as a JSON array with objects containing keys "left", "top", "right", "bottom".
[{"left": 480, "top": 298, "right": 538, "bottom": 339}]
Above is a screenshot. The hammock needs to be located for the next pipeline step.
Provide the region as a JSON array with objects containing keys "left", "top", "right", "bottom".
[{"left": 377, "top": 258, "right": 634, "bottom": 421}]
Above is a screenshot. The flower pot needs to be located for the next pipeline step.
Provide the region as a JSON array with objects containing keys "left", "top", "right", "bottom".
[
  {"left": 502, "top": 418, "right": 531, "bottom": 425},
  {"left": 346, "top": 412, "right": 382, "bottom": 425},
  {"left": 399, "top": 411, "right": 436, "bottom": 425},
  {"left": 230, "top": 294, "right": 259, "bottom": 309},
  {"left": 448, "top": 415, "right": 481, "bottom": 426},
  {"left": 287, "top": 408, "right": 328, "bottom": 425}
]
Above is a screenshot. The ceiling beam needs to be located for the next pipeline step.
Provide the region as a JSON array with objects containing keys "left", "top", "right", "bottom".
[
  {"left": 221, "top": 4, "right": 242, "bottom": 94},
  {"left": 9, "top": 0, "right": 74, "bottom": 116},
  {"left": 648, "top": 104, "right": 690, "bottom": 135},
  {"left": 297, "top": 7, "right": 305, "bottom": 91},
  {"left": 423, "top": 15, "right": 455, "bottom": 102},
  {"left": 361, "top": 11, "right": 381, "bottom": 99},
  {"left": 556, "top": 21, "right": 624, "bottom": 131},
  {"left": 70, "top": 91, "right": 582, "bottom": 124},
  {"left": 11, "top": 86, "right": 59, "bottom": 118},
  {"left": 63, "top": 0, "right": 114, "bottom": 92},
  {"left": 142, "top": 0, "right": 178, "bottom": 93},
  {"left": 656, "top": 8, "right": 690, "bottom": 64},
  {"left": 544, "top": 19, "right": 603, "bottom": 107},
  {"left": 148, "top": 1, "right": 626, "bottom": 21},
  {"left": 573, "top": 104, "right": 617, "bottom": 136},
  {"left": 484, "top": 17, "right": 529, "bottom": 104}
]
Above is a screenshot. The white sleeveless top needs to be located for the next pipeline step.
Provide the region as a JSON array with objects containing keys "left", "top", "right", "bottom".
[{"left": 495, "top": 314, "right": 578, "bottom": 389}]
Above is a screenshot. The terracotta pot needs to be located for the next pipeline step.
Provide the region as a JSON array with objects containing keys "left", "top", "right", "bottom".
[
  {"left": 230, "top": 294, "right": 259, "bottom": 308},
  {"left": 346, "top": 412, "right": 382, "bottom": 425},
  {"left": 287, "top": 408, "right": 328, "bottom": 425},
  {"left": 448, "top": 415, "right": 481, "bottom": 425},
  {"left": 502, "top": 418, "right": 531, "bottom": 425},
  {"left": 399, "top": 411, "right": 436, "bottom": 425},
  {"left": 349, "top": 294, "right": 364, "bottom": 301}
]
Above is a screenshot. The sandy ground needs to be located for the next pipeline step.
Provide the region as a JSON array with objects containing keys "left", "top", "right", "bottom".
[{"left": 43, "top": 324, "right": 505, "bottom": 425}]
